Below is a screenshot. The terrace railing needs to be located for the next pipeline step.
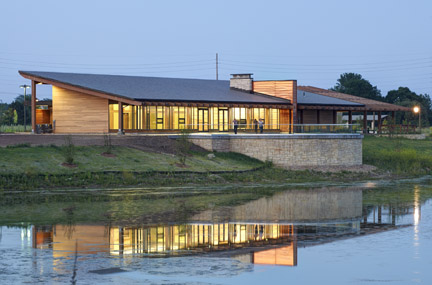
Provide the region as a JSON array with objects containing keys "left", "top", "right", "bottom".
[
  {"left": 292, "top": 124, "right": 360, "bottom": 134},
  {"left": 380, "top": 124, "right": 418, "bottom": 134}
]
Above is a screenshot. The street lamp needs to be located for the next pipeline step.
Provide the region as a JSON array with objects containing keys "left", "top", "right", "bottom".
[
  {"left": 413, "top": 106, "right": 421, "bottom": 133},
  {"left": 20, "top": 84, "right": 30, "bottom": 132}
]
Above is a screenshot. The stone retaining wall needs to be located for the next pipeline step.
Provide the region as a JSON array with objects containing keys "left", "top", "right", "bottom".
[
  {"left": 190, "top": 187, "right": 362, "bottom": 223},
  {"left": 188, "top": 134, "right": 363, "bottom": 168}
]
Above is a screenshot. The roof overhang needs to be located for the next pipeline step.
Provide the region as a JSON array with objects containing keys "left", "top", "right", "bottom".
[{"left": 19, "top": 71, "right": 142, "bottom": 106}]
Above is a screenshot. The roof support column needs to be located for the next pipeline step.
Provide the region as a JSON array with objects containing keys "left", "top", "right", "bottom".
[
  {"left": 348, "top": 110, "right": 353, "bottom": 133},
  {"left": 378, "top": 111, "right": 382, "bottom": 134},
  {"left": 316, "top": 110, "right": 320, "bottom": 124},
  {"left": 363, "top": 111, "right": 368, "bottom": 133},
  {"left": 31, "top": 80, "right": 36, "bottom": 134},
  {"left": 332, "top": 110, "right": 337, "bottom": 124},
  {"left": 289, "top": 109, "right": 293, "bottom": 134},
  {"left": 118, "top": 101, "right": 124, "bottom": 135}
]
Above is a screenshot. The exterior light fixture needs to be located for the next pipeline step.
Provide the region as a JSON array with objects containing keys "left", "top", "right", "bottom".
[{"left": 413, "top": 106, "right": 421, "bottom": 133}]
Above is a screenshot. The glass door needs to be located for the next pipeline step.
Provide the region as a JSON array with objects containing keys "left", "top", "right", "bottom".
[
  {"left": 218, "top": 108, "right": 228, "bottom": 132},
  {"left": 198, "top": 108, "right": 209, "bottom": 132}
]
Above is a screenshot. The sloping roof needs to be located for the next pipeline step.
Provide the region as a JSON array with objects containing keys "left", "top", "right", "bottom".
[
  {"left": 298, "top": 86, "right": 411, "bottom": 111},
  {"left": 19, "top": 71, "right": 291, "bottom": 105},
  {"left": 297, "top": 90, "right": 364, "bottom": 106}
]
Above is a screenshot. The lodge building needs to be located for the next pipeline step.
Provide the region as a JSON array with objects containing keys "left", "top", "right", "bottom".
[{"left": 19, "top": 71, "right": 411, "bottom": 134}]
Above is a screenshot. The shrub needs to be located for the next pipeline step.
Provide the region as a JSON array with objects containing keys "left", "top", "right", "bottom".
[
  {"left": 103, "top": 133, "right": 113, "bottom": 154},
  {"left": 176, "top": 129, "right": 192, "bottom": 166},
  {"left": 62, "top": 135, "right": 76, "bottom": 164}
]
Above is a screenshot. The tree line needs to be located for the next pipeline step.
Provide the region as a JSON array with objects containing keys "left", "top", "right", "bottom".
[
  {"left": 332, "top": 73, "right": 431, "bottom": 127},
  {"left": 0, "top": 95, "right": 30, "bottom": 126}
]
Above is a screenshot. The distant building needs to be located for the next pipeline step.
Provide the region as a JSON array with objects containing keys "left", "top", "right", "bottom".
[{"left": 19, "top": 71, "right": 410, "bottom": 134}]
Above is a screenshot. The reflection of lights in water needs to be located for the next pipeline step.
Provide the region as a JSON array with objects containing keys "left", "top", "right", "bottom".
[
  {"left": 414, "top": 207, "right": 420, "bottom": 226},
  {"left": 413, "top": 185, "right": 421, "bottom": 226},
  {"left": 364, "top": 182, "right": 376, "bottom": 188},
  {"left": 413, "top": 185, "right": 421, "bottom": 245}
]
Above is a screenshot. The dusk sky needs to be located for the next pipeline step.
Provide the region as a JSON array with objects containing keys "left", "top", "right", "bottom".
[{"left": 1, "top": 0, "right": 431, "bottom": 103}]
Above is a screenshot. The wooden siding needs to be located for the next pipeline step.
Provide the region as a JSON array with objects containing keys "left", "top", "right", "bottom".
[
  {"left": 253, "top": 80, "right": 297, "bottom": 124},
  {"left": 302, "top": 110, "right": 318, "bottom": 124},
  {"left": 280, "top": 109, "right": 291, "bottom": 132},
  {"left": 36, "top": 109, "right": 51, "bottom": 124},
  {"left": 253, "top": 81, "right": 296, "bottom": 102},
  {"left": 319, "top": 110, "right": 333, "bottom": 124},
  {"left": 52, "top": 86, "right": 108, "bottom": 133}
]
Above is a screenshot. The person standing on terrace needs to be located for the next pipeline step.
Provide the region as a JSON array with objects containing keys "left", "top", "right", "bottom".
[{"left": 233, "top": 119, "right": 239, "bottom": 134}]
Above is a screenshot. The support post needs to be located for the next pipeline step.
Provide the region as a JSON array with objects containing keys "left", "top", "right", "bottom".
[
  {"left": 348, "top": 110, "right": 353, "bottom": 132},
  {"left": 31, "top": 80, "right": 36, "bottom": 134},
  {"left": 118, "top": 102, "right": 124, "bottom": 135},
  {"left": 378, "top": 111, "right": 382, "bottom": 134},
  {"left": 363, "top": 111, "right": 367, "bottom": 133},
  {"left": 332, "top": 110, "right": 337, "bottom": 124}
]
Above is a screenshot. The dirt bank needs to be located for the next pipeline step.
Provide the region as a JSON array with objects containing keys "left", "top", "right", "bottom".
[{"left": 0, "top": 134, "right": 205, "bottom": 154}]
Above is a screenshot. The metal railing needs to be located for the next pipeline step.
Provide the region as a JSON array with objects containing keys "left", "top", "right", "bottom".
[
  {"left": 380, "top": 124, "right": 418, "bottom": 134},
  {"left": 292, "top": 124, "right": 360, "bottom": 134},
  {"left": 119, "top": 123, "right": 360, "bottom": 134}
]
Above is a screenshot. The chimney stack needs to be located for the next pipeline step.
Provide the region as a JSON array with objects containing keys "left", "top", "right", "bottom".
[{"left": 230, "top": 74, "right": 253, "bottom": 93}]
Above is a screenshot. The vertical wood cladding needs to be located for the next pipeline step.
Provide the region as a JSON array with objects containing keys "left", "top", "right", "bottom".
[
  {"left": 320, "top": 110, "right": 333, "bottom": 124},
  {"left": 302, "top": 110, "right": 318, "bottom": 124},
  {"left": 253, "top": 80, "right": 297, "bottom": 125},
  {"left": 36, "top": 109, "right": 51, "bottom": 124},
  {"left": 253, "top": 81, "right": 296, "bottom": 101},
  {"left": 280, "top": 109, "right": 291, "bottom": 132},
  {"left": 302, "top": 110, "right": 333, "bottom": 124},
  {"left": 52, "top": 86, "right": 108, "bottom": 133}
]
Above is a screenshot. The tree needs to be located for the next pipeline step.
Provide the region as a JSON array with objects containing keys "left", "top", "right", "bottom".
[
  {"left": 385, "top": 87, "right": 431, "bottom": 127},
  {"left": 7, "top": 95, "right": 31, "bottom": 125},
  {"left": 332, "top": 73, "right": 384, "bottom": 101}
]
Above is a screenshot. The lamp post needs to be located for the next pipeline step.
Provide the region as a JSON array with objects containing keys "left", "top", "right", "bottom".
[
  {"left": 20, "top": 84, "right": 30, "bottom": 132},
  {"left": 413, "top": 106, "right": 421, "bottom": 133}
]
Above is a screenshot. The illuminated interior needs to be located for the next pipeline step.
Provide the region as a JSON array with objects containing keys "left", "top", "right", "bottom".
[
  {"left": 108, "top": 104, "right": 282, "bottom": 132},
  {"left": 109, "top": 223, "right": 294, "bottom": 255}
]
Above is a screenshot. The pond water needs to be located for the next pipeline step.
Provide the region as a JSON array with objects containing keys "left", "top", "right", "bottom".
[{"left": 1, "top": 178, "right": 432, "bottom": 284}]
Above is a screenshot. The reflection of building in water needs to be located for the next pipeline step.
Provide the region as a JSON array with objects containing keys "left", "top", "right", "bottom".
[
  {"left": 110, "top": 223, "right": 295, "bottom": 255},
  {"left": 32, "top": 187, "right": 365, "bottom": 267},
  {"left": 33, "top": 220, "right": 362, "bottom": 268},
  {"left": 233, "top": 244, "right": 297, "bottom": 266}
]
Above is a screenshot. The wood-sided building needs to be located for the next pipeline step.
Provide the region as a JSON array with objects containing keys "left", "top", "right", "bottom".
[{"left": 18, "top": 71, "right": 411, "bottom": 134}]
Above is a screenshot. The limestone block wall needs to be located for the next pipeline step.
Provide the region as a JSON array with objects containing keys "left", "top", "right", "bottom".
[
  {"left": 190, "top": 187, "right": 362, "bottom": 223},
  {"left": 188, "top": 134, "right": 363, "bottom": 167}
]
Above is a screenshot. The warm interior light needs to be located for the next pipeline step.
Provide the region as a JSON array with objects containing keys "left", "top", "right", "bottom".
[
  {"left": 413, "top": 106, "right": 420, "bottom": 113},
  {"left": 37, "top": 82, "right": 43, "bottom": 85}
]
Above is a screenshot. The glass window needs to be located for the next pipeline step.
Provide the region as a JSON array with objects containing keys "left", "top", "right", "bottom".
[{"left": 109, "top": 103, "right": 119, "bottom": 130}]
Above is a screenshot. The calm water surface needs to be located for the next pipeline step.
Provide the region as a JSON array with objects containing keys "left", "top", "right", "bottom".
[{"left": 1, "top": 178, "right": 432, "bottom": 284}]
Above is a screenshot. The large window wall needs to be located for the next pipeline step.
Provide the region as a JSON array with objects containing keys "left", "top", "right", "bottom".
[{"left": 109, "top": 103, "right": 282, "bottom": 131}]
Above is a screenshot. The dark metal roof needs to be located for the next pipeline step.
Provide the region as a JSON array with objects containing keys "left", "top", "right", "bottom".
[
  {"left": 297, "top": 90, "right": 364, "bottom": 106},
  {"left": 19, "top": 71, "right": 291, "bottom": 105}
]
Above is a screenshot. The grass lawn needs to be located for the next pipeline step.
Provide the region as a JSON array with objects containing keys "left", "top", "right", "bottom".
[
  {"left": 363, "top": 135, "right": 432, "bottom": 174},
  {"left": 0, "top": 145, "right": 263, "bottom": 174}
]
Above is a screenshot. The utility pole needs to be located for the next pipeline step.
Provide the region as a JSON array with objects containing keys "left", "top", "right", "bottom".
[
  {"left": 216, "top": 53, "right": 218, "bottom": 80},
  {"left": 20, "top": 84, "right": 30, "bottom": 131}
]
